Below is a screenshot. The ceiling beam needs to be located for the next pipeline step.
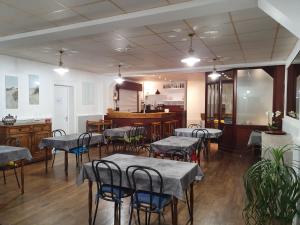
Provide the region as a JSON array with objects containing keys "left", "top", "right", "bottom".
[
  {"left": 104, "top": 60, "right": 286, "bottom": 77},
  {"left": 0, "top": 0, "right": 257, "bottom": 49}
]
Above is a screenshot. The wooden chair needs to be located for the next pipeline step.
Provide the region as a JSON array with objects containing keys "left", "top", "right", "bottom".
[
  {"left": 150, "top": 122, "right": 161, "bottom": 142},
  {"left": 0, "top": 137, "right": 21, "bottom": 188},
  {"left": 163, "top": 121, "right": 174, "bottom": 137}
]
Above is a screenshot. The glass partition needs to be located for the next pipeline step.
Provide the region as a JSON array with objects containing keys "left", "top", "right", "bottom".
[
  {"left": 286, "top": 52, "right": 300, "bottom": 119},
  {"left": 236, "top": 69, "right": 273, "bottom": 125}
]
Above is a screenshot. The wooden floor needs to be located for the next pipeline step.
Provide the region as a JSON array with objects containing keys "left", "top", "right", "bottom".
[{"left": 0, "top": 145, "right": 254, "bottom": 225}]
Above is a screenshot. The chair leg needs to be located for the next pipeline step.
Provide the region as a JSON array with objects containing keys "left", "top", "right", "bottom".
[
  {"left": 51, "top": 150, "right": 57, "bottom": 168},
  {"left": 80, "top": 154, "right": 83, "bottom": 164},
  {"left": 137, "top": 209, "right": 141, "bottom": 225},
  {"left": 158, "top": 214, "right": 161, "bottom": 225},
  {"left": 147, "top": 212, "right": 151, "bottom": 225},
  {"left": 87, "top": 151, "right": 91, "bottom": 162},
  {"left": 118, "top": 202, "right": 121, "bottom": 225},
  {"left": 13, "top": 167, "right": 20, "bottom": 188},
  {"left": 2, "top": 170, "right": 6, "bottom": 184},
  {"left": 92, "top": 198, "right": 100, "bottom": 225},
  {"left": 128, "top": 205, "right": 133, "bottom": 225}
]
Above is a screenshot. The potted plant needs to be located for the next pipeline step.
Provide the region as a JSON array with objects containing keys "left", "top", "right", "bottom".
[
  {"left": 243, "top": 145, "right": 300, "bottom": 225},
  {"left": 267, "top": 111, "right": 282, "bottom": 131}
]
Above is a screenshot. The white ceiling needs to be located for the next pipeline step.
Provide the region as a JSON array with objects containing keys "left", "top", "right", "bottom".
[{"left": 0, "top": 0, "right": 297, "bottom": 75}]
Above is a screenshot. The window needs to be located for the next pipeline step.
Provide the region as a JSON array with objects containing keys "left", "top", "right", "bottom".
[
  {"left": 82, "top": 82, "right": 96, "bottom": 105},
  {"left": 236, "top": 69, "right": 273, "bottom": 125}
]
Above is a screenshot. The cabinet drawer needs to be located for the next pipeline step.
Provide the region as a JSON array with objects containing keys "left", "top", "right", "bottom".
[
  {"left": 33, "top": 124, "right": 51, "bottom": 132},
  {"left": 8, "top": 127, "right": 31, "bottom": 134}
]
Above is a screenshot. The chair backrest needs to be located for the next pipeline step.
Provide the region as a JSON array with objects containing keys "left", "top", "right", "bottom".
[
  {"left": 126, "top": 165, "right": 164, "bottom": 211},
  {"left": 92, "top": 160, "right": 123, "bottom": 201},
  {"left": 52, "top": 129, "right": 66, "bottom": 137},
  {"left": 192, "top": 129, "right": 207, "bottom": 150},
  {"left": 3, "top": 137, "right": 20, "bottom": 147},
  {"left": 77, "top": 132, "right": 92, "bottom": 148}
]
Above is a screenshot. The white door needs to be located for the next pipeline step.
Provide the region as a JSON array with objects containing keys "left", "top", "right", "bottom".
[{"left": 53, "top": 85, "right": 70, "bottom": 133}]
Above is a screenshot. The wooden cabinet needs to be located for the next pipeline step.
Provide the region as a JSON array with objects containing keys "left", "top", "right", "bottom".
[{"left": 0, "top": 122, "right": 52, "bottom": 162}]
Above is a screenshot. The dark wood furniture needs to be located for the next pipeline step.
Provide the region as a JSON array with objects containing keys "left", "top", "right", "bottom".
[
  {"left": 104, "top": 111, "right": 179, "bottom": 138},
  {"left": 86, "top": 120, "right": 112, "bottom": 133},
  {"left": 0, "top": 122, "right": 52, "bottom": 162},
  {"left": 205, "top": 66, "right": 285, "bottom": 153}
]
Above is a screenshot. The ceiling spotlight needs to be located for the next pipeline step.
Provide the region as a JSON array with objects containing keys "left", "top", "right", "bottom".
[
  {"left": 115, "top": 64, "right": 124, "bottom": 84},
  {"left": 208, "top": 58, "right": 221, "bottom": 80},
  {"left": 181, "top": 33, "right": 200, "bottom": 67},
  {"left": 53, "top": 49, "right": 69, "bottom": 76}
]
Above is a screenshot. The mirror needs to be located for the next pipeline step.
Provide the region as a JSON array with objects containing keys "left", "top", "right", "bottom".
[{"left": 287, "top": 52, "right": 300, "bottom": 119}]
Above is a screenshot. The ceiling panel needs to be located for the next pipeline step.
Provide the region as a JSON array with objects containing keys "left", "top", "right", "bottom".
[
  {"left": 230, "top": 8, "right": 268, "bottom": 22},
  {"left": 195, "top": 23, "right": 235, "bottom": 37},
  {"left": 56, "top": 0, "right": 105, "bottom": 8},
  {"left": 239, "top": 30, "right": 276, "bottom": 43},
  {"left": 129, "top": 34, "right": 166, "bottom": 46},
  {"left": 116, "top": 27, "right": 153, "bottom": 38},
  {"left": 148, "top": 20, "right": 191, "bottom": 33},
  {"left": 234, "top": 17, "right": 277, "bottom": 34},
  {"left": 186, "top": 13, "right": 231, "bottom": 29},
  {"left": 111, "top": 0, "right": 167, "bottom": 13},
  {"left": 73, "top": 1, "right": 124, "bottom": 19},
  {"left": 2, "top": 0, "right": 66, "bottom": 15},
  {"left": 203, "top": 35, "right": 238, "bottom": 46}
]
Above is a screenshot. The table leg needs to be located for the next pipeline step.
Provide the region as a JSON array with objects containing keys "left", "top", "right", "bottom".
[
  {"left": 64, "top": 151, "right": 68, "bottom": 176},
  {"left": 88, "top": 180, "right": 93, "bottom": 225},
  {"left": 172, "top": 197, "right": 178, "bottom": 225},
  {"left": 207, "top": 139, "right": 211, "bottom": 160},
  {"left": 21, "top": 160, "right": 24, "bottom": 194},
  {"left": 190, "top": 182, "right": 194, "bottom": 224},
  {"left": 98, "top": 143, "right": 102, "bottom": 159},
  {"left": 45, "top": 148, "right": 48, "bottom": 173}
]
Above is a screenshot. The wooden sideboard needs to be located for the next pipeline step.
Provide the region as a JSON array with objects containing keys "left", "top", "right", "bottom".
[{"left": 0, "top": 122, "right": 52, "bottom": 162}]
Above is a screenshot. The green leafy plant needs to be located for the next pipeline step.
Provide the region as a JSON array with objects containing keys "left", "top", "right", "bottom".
[{"left": 243, "top": 145, "right": 300, "bottom": 225}]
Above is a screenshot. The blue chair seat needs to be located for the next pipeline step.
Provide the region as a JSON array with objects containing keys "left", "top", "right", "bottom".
[
  {"left": 69, "top": 146, "right": 88, "bottom": 155},
  {"left": 133, "top": 191, "right": 172, "bottom": 211},
  {"left": 98, "top": 184, "right": 132, "bottom": 200}
]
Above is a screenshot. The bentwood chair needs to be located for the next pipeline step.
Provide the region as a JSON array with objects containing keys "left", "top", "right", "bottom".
[
  {"left": 69, "top": 132, "right": 91, "bottom": 166},
  {"left": 192, "top": 129, "right": 208, "bottom": 163},
  {"left": 126, "top": 165, "right": 173, "bottom": 225},
  {"left": 92, "top": 160, "right": 133, "bottom": 225},
  {"left": 0, "top": 137, "right": 21, "bottom": 188},
  {"left": 51, "top": 129, "right": 66, "bottom": 168}
]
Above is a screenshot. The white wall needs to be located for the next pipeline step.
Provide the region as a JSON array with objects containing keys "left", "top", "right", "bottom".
[
  {"left": 0, "top": 55, "right": 115, "bottom": 132},
  {"left": 187, "top": 78, "right": 205, "bottom": 125}
]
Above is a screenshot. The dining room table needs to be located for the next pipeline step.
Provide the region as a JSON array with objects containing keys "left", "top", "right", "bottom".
[
  {"left": 175, "top": 128, "right": 223, "bottom": 159},
  {"left": 77, "top": 153, "right": 204, "bottom": 225},
  {"left": 0, "top": 146, "right": 32, "bottom": 194},
  {"left": 103, "top": 126, "right": 144, "bottom": 140},
  {"left": 150, "top": 136, "right": 200, "bottom": 164},
  {"left": 39, "top": 133, "right": 104, "bottom": 175}
]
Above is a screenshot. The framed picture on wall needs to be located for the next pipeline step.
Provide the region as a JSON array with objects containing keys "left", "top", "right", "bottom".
[
  {"left": 29, "top": 75, "right": 40, "bottom": 105},
  {"left": 5, "top": 75, "right": 18, "bottom": 109}
]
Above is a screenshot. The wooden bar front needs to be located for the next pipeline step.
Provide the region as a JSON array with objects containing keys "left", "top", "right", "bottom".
[{"left": 104, "top": 111, "right": 178, "bottom": 137}]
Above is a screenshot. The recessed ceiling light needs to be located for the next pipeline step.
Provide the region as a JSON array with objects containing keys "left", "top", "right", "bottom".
[
  {"left": 172, "top": 28, "right": 182, "bottom": 33},
  {"left": 168, "top": 35, "right": 176, "bottom": 38},
  {"left": 181, "top": 38, "right": 188, "bottom": 41}
]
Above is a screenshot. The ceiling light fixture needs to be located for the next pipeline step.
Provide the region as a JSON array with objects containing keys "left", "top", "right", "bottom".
[
  {"left": 53, "top": 49, "right": 69, "bottom": 76},
  {"left": 208, "top": 58, "right": 221, "bottom": 80},
  {"left": 181, "top": 33, "right": 200, "bottom": 67},
  {"left": 115, "top": 64, "right": 124, "bottom": 84}
]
